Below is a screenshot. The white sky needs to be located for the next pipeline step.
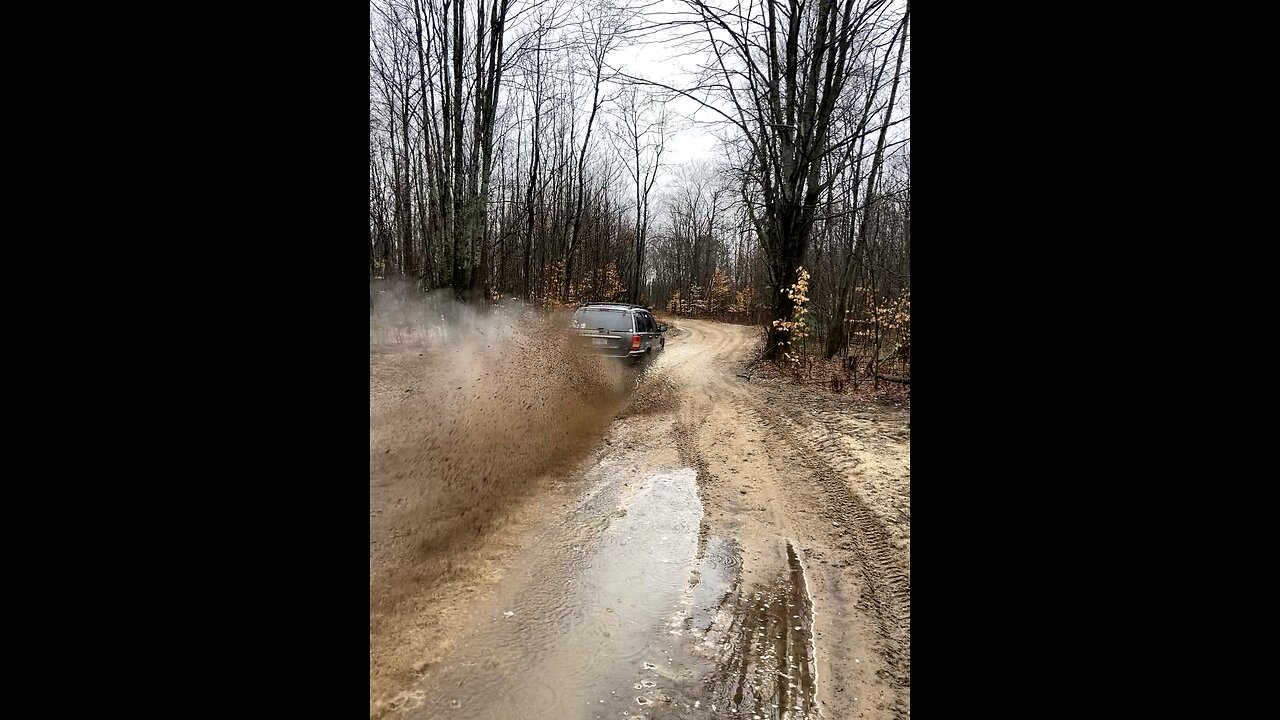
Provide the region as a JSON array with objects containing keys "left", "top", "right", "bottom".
[{"left": 593, "top": 0, "right": 910, "bottom": 195}]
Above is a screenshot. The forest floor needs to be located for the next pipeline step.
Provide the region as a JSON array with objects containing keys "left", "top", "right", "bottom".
[{"left": 370, "top": 317, "right": 910, "bottom": 720}]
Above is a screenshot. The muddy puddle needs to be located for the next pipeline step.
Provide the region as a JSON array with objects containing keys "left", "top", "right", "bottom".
[
  {"left": 661, "top": 540, "right": 819, "bottom": 719},
  {"left": 386, "top": 448, "right": 817, "bottom": 720}
]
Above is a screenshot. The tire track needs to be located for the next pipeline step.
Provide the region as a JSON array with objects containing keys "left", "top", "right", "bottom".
[
  {"left": 805, "top": 417, "right": 866, "bottom": 480},
  {"left": 740, "top": 392, "right": 912, "bottom": 719},
  {"left": 798, "top": 409, "right": 911, "bottom": 556},
  {"left": 662, "top": 320, "right": 911, "bottom": 718}
]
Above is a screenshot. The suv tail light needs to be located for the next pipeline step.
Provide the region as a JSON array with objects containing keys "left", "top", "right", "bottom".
[{"left": 631, "top": 335, "right": 641, "bottom": 350}]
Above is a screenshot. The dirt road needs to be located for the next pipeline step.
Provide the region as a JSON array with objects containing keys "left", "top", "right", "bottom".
[{"left": 370, "top": 318, "right": 910, "bottom": 719}]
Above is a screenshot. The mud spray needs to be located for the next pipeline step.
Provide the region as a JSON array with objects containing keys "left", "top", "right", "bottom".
[{"left": 370, "top": 282, "right": 647, "bottom": 710}]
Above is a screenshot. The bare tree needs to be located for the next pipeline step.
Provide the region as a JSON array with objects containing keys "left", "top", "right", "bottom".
[
  {"left": 561, "top": 1, "right": 627, "bottom": 300},
  {"left": 825, "top": 3, "right": 910, "bottom": 357},
  {"left": 369, "top": 0, "right": 907, "bottom": 338},
  {"left": 609, "top": 88, "right": 667, "bottom": 304},
  {"left": 618, "top": 0, "right": 899, "bottom": 358}
]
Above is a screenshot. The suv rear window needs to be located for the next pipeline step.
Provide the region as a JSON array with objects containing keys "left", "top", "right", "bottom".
[{"left": 574, "top": 308, "right": 634, "bottom": 332}]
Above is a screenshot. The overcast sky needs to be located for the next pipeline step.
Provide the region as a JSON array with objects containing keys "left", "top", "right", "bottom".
[{"left": 596, "top": 0, "right": 910, "bottom": 190}]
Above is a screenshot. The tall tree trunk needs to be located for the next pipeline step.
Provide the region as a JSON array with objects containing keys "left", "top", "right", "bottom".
[
  {"left": 450, "top": 0, "right": 465, "bottom": 296},
  {"left": 413, "top": 0, "right": 433, "bottom": 287},
  {"left": 825, "top": 4, "right": 908, "bottom": 357},
  {"left": 466, "top": 0, "right": 509, "bottom": 303},
  {"left": 523, "top": 40, "right": 543, "bottom": 300},
  {"left": 562, "top": 20, "right": 614, "bottom": 301},
  {"left": 399, "top": 69, "right": 415, "bottom": 278},
  {"left": 631, "top": 139, "right": 644, "bottom": 303}
]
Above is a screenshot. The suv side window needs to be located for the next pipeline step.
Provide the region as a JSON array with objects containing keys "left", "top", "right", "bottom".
[{"left": 639, "top": 313, "right": 653, "bottom": 333}]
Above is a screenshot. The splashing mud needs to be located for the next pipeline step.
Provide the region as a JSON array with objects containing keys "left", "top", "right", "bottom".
[
  {"left": 370, "top": 285, "right": 642, "bottom": 711},
  {"left": 372, "top": 313, "right": 907, "bottom": 720}
]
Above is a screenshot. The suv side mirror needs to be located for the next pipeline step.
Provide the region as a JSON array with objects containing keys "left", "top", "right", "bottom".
[{"left": 658, "top": 324, "right": 668, "bottom": 332}]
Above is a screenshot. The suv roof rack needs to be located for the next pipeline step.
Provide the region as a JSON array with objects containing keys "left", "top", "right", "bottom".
[{"left": 580, "top": 302, "right": 647, "bottom": 309}]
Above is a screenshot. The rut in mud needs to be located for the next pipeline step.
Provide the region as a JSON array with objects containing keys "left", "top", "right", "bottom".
[{"left": 370, "top": 316, "right": 910, "bottom": 720}]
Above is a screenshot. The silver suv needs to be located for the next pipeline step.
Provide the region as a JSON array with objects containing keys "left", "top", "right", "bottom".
[{"left": 571, "top": 303, "right": 667, "bottom": 363}]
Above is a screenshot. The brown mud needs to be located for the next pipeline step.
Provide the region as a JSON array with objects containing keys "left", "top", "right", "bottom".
[{"left": 370, "top": 316, "right": 910, "bottom": 720}]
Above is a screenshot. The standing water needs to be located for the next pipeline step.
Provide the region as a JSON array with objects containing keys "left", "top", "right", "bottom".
[{"left": 387, "top": 454, "right": 817, "bottom": 720}]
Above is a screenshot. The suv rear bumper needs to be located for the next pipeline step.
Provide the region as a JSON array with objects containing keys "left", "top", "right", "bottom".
[{"left": 585, "top": 348, "right": 646, "bottom": 358}]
